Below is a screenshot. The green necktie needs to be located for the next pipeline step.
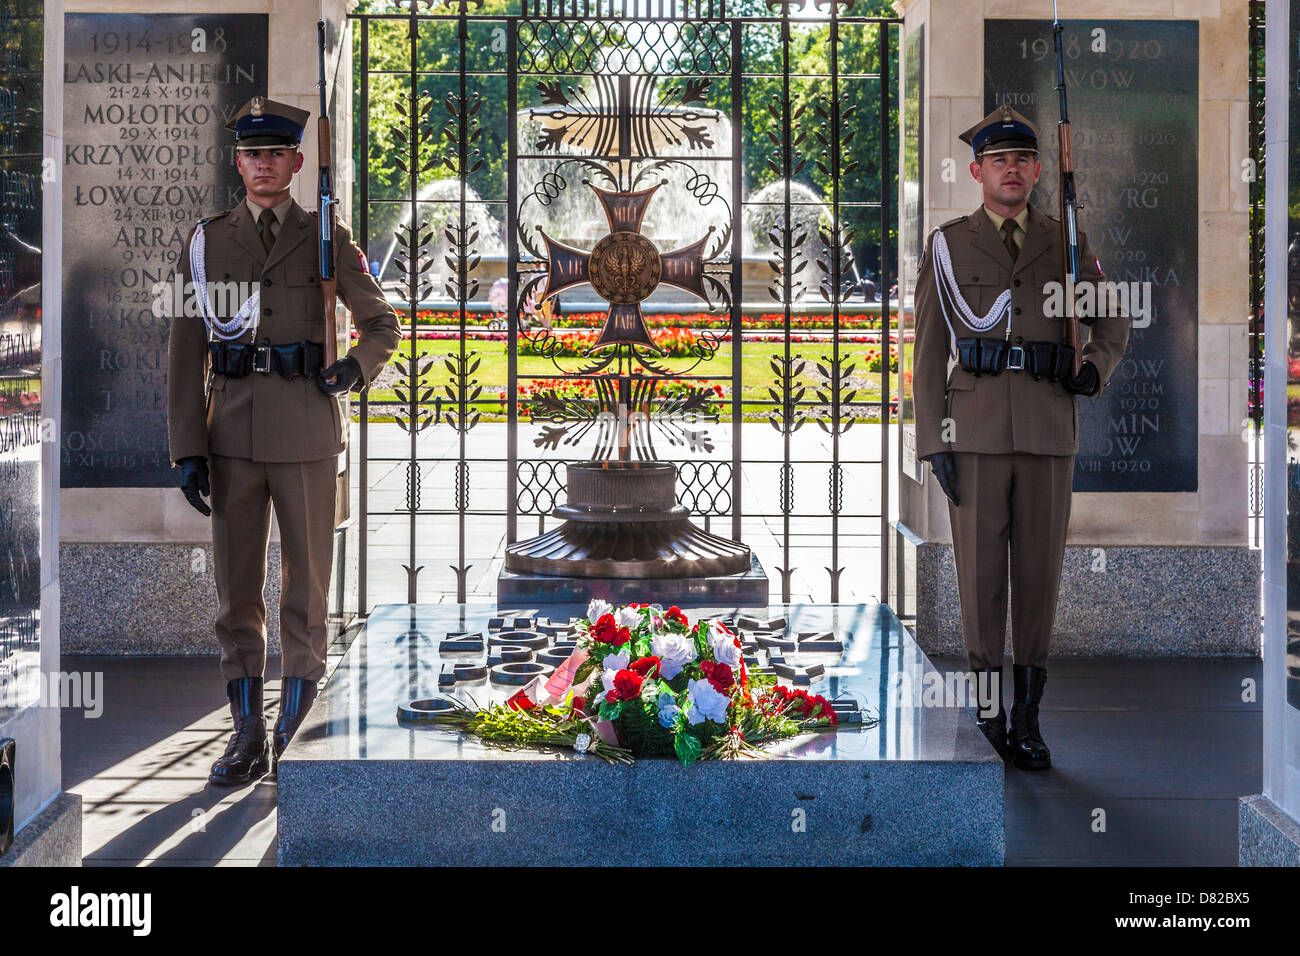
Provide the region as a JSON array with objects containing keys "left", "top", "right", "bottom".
[
  {"left": 257, "top": 208, "right": 277, "bottom": 253},
  {"left": 1000, "top": 218, "right": 1019, "bottom": 263}
]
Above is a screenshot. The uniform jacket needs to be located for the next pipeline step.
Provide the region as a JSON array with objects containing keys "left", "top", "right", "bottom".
[
  {"left": 912, "top": 202, "right": 1129, "bottom": 459},
  {"left": 167, "top": 197, "right": 400, "bottom": 464}
]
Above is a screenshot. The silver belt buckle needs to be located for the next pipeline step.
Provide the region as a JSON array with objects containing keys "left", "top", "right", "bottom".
[
  {"left": 1005, "top": 345, "right": 1025, "bottom": 372},
  {"left": 253, "top": 345, "right": 271, "bottom": 374}
]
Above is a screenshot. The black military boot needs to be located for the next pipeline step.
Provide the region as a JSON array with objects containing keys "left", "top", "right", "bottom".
[
  {"left": 1008, "top": 664, "right": 1051, "bottom": 770},
  {"left": 972, "top": 666, "right": 1008, "bottom": 759},
  {"left": 271, "top": 677, "right": 319, "bottom": 775},
  {"left": 208, "top": 677, "right": 269, "bottom": 786}
]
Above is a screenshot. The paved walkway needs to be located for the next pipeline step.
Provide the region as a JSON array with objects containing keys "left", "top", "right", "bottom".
[
  {"left": 62, "top": 651, "right": 1260, "bottom": 866},
  {"left": 353, "top": 421, "right": 901, "bottom": 608}
]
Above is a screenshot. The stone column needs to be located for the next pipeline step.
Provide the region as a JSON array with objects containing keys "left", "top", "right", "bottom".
[
  {"left": 890, "top": 0, "right": 1256, "bottom": 658},
  {"left": 1239, "top": 0, "right": 1300, "bottom": 868},
  {"left": 0, "top": 0, "right": 81, "bottom": 868}
]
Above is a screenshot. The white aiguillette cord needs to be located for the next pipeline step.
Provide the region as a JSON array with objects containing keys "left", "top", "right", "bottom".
[
  {"left": 190, "top": 221, "right": 260, "bottom": 342},
  {"left": 931, "top": 228, "right": 1012, "bottom": 356}
]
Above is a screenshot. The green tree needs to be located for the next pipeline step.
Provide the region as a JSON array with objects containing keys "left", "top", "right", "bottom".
[{"left": 351, "top": 0, "right": 899, "bottom": 283}]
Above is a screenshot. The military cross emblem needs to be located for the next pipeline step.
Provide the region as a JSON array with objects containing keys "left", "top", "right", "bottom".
[{"left": 536, "top": 181, "right": 714, "bottom": 352}]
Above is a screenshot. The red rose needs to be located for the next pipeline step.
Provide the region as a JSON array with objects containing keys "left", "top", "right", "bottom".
[
  {"left": 506, "top": 689, "right": 534, "bottom": 711},
  {"left": 629, "top": 656, "right": 661, "bottom": 678},
  {"left": 808, "top": 694, "right": 838, "bottom": 725},
  {"left": 613, "top": 625, "right": 631, "bottom": 647},
  {"left": 610, "top": 669, "right": 644, "bottom": 701},
  {"left": 571, "top": 695, "right": 587, "bottom": 715},
  {"left": 699, "top": 660, "right": 735, "bottom": 693},
  {"left": 666, "top": 605, "right": 689, "bottom": 626},
  {"left": 711, "top": 662, "right": 735, "bottom": 691},
  {"left": 591, "top": 613, "right": 617, "bottom": 644}
]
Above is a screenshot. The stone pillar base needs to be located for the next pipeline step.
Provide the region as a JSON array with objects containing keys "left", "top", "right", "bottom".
[
  {"left": 0, "top": 792, "right": 82, "bottom": 867},
  {"left": 891, "top": 522, "right": 1259, "bottom": 658},
  {"left": 60, "top": 543, "right": 283, "bottom": 655},
  {"left": 1239, "top": 794, "right": 1300, "bottom": 866}
]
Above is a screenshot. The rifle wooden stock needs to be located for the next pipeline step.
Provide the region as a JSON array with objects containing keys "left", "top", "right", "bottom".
[
  {"left": 318, "top": 114, "right": 338, "bottom": 368},
  {"left": 1057, "top": 121, "right": 1082, "bottom": 377}
]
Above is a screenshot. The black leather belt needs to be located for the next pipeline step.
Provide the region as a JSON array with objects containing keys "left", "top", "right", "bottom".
[
  {"left": 956, "top": 337, "right": 1076, "bottom": 383},
  {"left": 209, "top": 339, "right": 325, "bottom": 380}
]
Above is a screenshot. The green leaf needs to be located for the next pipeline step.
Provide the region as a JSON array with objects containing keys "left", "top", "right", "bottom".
[
  {"left": 598, "top": 699, "right": 624, "bottom": 722},
  {"left": 674, "top": 730, "right": 703, "bottom": 768},
  {"left": 640, "top": 676, "right": 661, "bottom": 704},
  {"left": 573, "top": 658, "right": 596, "bottom": 685},
  {"left": 693, "top": 621, "right": 711, "bottom": 658}
]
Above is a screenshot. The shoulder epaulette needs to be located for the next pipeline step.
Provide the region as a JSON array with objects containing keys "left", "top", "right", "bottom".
[
  {"left": 937, "top": 214, "right": 968, "bottom": 230},
  {"left": 197, "top": 209, "right": 231, "bottom": 226}
]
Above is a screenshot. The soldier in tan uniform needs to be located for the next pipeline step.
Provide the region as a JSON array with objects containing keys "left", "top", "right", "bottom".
[
  {"left": 912, "top": 107, "right": 1129, "bottom": 769},
  {"left": 167, "top": 98, "right": 400, "bottom": 785}
]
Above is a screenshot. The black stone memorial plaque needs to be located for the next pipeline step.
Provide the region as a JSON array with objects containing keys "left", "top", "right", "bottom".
[
  {"left": 0, "top": 0, "right": 43, "bottom": 718},
  {"left": 61, "top": 14, "right": 267, "bottom": 487},
  {"left": 984, "top": 19, "right": 1198, "bottom": 492}
]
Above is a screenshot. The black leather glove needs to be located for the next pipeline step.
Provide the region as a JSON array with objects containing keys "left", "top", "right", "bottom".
[
  {"left": 316, "top": 354, "right": 363, "bottom": 395},
  {"left": 178, "top": 456, "right": 211, "bottom": 517},
  {"left": 924, "top": 451, "right": 959, "bottom": 507},
  {"left": 1063, "top": 360, "right": 1100, "bottom": 397}
]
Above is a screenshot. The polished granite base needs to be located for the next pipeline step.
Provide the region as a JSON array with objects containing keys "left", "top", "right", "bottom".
[
  {"left": 61, "top": 542, "right": 283, "bottom": 655},
  {"left": 1239, "top": 794, "right": 1300, "bottom": 866},
  {"left": 497, "top": 554, "right": 770, "bottom": 607},
  {"left": 277, "top": 602, "right": 1003, "bottom": 866},
  {"left": 0, "top": 791, "right": 82, "bottom": 867},
  {"left": 892, "top": 522, "right": 1260, "bottom": 657}
]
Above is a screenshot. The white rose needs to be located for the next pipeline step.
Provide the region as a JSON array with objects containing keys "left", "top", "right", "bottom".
[
  {"left": 590, "top": 650, "right": 631, "bottom": 705},
  {"left": 708, "top": 621, "right": 742, "bottom": 669},
  {"left": 651, "top": 633, "right": 697, "bottom": 680},
  {"left": 685, "top": 678, "right": 730, "bottom": 725},
  {"left": 587, "top": 598, "right": 613, "bottom": 623},
  {"left": 616, "top": 606, "right": 641, "bottom": 630}
]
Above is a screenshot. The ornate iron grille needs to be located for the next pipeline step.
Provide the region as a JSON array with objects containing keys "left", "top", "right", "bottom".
[{"left": 352, "top": 0, "right": 900, "bottom": 608}]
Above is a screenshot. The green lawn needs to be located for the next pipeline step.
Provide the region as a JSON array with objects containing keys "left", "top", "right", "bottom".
[{"left": 363, "top": 338, "right": 909, "bottom": 422}]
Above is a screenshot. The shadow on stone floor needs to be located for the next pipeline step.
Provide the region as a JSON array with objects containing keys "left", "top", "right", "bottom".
[{"left": 65, "top": 652, "right": 1263, "bottom": 866}]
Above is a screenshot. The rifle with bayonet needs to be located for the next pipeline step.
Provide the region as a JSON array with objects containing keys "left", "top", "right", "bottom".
[
  {"left": 1052, "top": 0, "right": 1083, "bottom": 377},
  {"left": 317, "top": 19, "right": 339, "bottom": 369}
]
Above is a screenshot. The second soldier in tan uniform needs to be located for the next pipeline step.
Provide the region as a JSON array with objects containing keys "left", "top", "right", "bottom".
[
  {"left": 912, "top": 107, "right": 1129, "bottom": 769},
  {"left": 167, "top": 97, "right": 400, "bottom": 785}
]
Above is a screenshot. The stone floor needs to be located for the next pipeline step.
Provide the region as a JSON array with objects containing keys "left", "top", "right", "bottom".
[
  {"left": 353, "top": 421, "right": 901, "bottom": 608},
  {"left": 61, "top": 648, "right": 1261, "bottom": 866}
]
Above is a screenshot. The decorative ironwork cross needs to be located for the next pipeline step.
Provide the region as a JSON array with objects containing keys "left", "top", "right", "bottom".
[{"left": 535, "top": 181, "right": 714, "bottom": 351}]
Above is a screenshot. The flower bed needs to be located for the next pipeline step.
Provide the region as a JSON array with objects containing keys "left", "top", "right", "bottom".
[{"left": 398, "top": 308, "right": 891, "bottom": 331}]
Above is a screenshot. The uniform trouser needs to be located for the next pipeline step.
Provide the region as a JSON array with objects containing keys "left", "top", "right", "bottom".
[
  {"left": 947, "top": 451, "right": 1074, "bottom": 671},
  {"left": 210, "top": 454, "right": 338, "bottom": 684}
]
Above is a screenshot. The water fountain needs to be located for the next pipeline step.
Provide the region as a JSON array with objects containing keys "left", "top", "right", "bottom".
[{"left": 374, "top": 178, "right": 505, "bottom": 301}]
